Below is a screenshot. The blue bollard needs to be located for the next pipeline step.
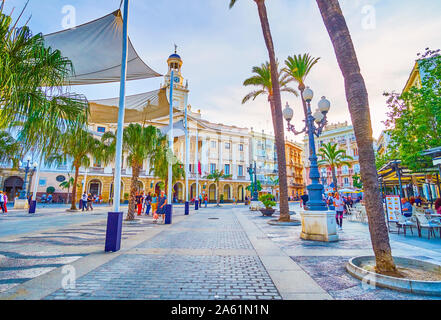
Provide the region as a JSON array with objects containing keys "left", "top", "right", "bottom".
[
  {"left": 165, "top": 204, "right": 173, "bottom": 224},
  {"left": 105, "top": 212, "right": 123, "bottom": 252},
  {"left": 28, "top": 200, "right": 37, "bottom": 214},
  {"left": 195, "top": 200, "right": 199, "bottom": 211},
  {"left": 185, "top": 201, "right": 189, "bottom": 215}
]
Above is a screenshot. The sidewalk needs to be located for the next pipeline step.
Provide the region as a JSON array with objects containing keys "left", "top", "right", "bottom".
[{"left": 2, "top": 204, "right": 441, "bottom": 300}]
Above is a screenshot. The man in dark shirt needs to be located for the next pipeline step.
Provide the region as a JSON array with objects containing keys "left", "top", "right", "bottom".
[{"left": 300, "top": 194, "right": 309, "bottom": 208}]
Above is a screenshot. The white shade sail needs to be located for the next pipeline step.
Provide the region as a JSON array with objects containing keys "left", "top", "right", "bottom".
[
  {"left": 160, "top": 120, "right": 187, "bottom": 138},
  {"left": 89, "top": 88, "right": 180, "bottom": 124},
  {"left": 44, "top": 10, "right": 161, "bottom": 85}
]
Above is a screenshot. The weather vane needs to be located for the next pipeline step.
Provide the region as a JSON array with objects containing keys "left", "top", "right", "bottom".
[{"left": 174, "top": 44, "right": 178, "bottom": 54}]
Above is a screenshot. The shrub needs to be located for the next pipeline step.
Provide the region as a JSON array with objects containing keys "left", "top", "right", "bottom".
[
  {"left": 259, "top": 194, "right": 276, "bottom": 209},
  {"left": 46, "top": 186, "right": 55, "bottom": 194}
]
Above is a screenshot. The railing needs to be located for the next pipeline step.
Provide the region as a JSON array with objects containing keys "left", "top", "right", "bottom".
[{"left": 89, "top": 167, "right": 105, "bottom": 174}]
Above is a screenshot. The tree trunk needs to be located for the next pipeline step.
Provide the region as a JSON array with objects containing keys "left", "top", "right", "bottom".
[
  {"left": 127, "top": 163, "right": 140, "bottom": 221},
  {"left": 316, "top": 0, "right": 396, "bottom": 273},
  {"left": 70, "top": 165, "right": 79, "bottom": 211},
  {"left": 255, "top": 0, "right": 290, "bottom": 222},
  {"left": 331, "top": 165, "right": 338, "bottom": 191}
]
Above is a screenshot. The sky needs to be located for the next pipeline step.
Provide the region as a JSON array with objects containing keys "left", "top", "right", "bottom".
[{"left": 4, "top": 0, "right": 441, "bottom": 143}]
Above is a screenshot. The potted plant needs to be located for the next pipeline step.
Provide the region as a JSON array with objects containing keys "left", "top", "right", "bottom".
[
  {"left": 259, "top": 194, "right": 276, "bottom": 216},
  {"left": 220, "top": 194, "right": 224, "bottom": 204},
  {"left": 123, "top": 193, "right": 129, "bottom": 204}
]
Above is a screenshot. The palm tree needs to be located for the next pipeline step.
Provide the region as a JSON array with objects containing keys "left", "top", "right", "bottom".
[
  {"left": 268, "top": 176, "right": 279, "bottom": 197},
  {"left": 318, "top": 143, "right": 353, "bottom": 191},
  {"left": 59, "top": 174, "right": 76, "bottom": 204},
  {"left": 241, "top": 62, "right": 297, "bottom": 221},
  {"left": 230, "top": 0, "right": 291, "bottom": 222},
  {"left": 205, "top": 170, "right": 232, "bottom": 206},
  {"left": 48, "top": 126, "right": 102, "bottom": 211},
  {"left": 0, "top": 131, "right": 22, "bottom": 167},
  {"left": 103, "top": 124, "right": 163, "bottom": 221},
  {"left": 0, "top": 6, "right": 85, "bottom": 131},
  {"left": 284, "top": 53, "right": 320, "bottom": 121},
  {"left": 149, "top": 136, "right": 186, "bottom": 205},
  {"left": 316, "top": 0, "right": 397, "bottom": 274}
]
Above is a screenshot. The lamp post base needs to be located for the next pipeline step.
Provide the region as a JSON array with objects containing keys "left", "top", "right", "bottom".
[
  {"left": 14, "top": 198, "right": 29, "bottom": 210},
  {"left": 185, "top": 201, "right": 189, "bottom": 215},
  {"left": 105, "top": 212, "right": 123, "bottom": 252},
  {"left": 299, "top": 209, "right": 338, "bottom": 242},
  {"left": 165, "top": 204, "right": 173, "bottom": 224},
  {"left": 195, "top": 200, "right": 199, "bottom": 211},
  {"left": 28, "top": 200, "right": 37, "bottom": 214}
]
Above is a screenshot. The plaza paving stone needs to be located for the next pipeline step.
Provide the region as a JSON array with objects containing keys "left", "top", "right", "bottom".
[
  {"left": 0, "top": 206, "right": 173, "bottom": 295},
  {"left": 3, "top": 202, "right": 441, "bottom": 300},
  {"left": 45, "top": 207, "right": 282, "bottom": 300}
]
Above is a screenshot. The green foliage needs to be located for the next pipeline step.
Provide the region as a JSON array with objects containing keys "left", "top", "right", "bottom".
[
  {"left": 384, "top": 49, "right": 441, "bottom": 172},
  {"left": 0, "top": 6, "right": 88, "bottom": 154},
  {"left": 352, "top": 174, "right": 363, "bottom": 189},
  {"left": 318, "top": 143, "right": 354, "bottom": 168},
  {"left": 59, "top": 175, "right": 76, "bottom": 190},
  {"left": 206, "top": 170, "right": 231, "bottom": 182},
  {"left": 124, "top": 193, "right": 129, "bottom": 200},
  {"left": 259, "top": 194, "right": 276, "bottom": 209},
  {"left": 246, "top": 180, "right": 262, "bottom": 192},
  {"left": 0, "top": 131, "right": 22, "bottom": 167},
  {"left": 284, "top": 53, "right": 320, "bottom": 89},
  {"left": 242, "top": 61, "right": 298, "bottom": 104},
  {"left": 46, "top": 187, "right": 55, "bottom": 194}
]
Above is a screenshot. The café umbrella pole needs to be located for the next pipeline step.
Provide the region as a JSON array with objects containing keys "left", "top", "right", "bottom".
[{"left": 105, "top": 0, "right": 129, "bottom": 252}]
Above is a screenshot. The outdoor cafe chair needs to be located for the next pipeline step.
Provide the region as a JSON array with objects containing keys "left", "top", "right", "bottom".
[
  {"left": 414, "top": 213, "right": 441, "bottom": 239},
  {"left": 396, "top": 215, "right": 417, "bottom": 236}
]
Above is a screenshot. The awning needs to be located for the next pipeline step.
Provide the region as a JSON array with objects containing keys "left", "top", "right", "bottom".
[
  {"left": 89, "top": 88, "right": 180, "bottom": 124},
  {"left": 160, "top": 120, "right": 187, "bottom": 138},
  {"left": 44, "top": 10, "right": 161, "bottom": 85}
]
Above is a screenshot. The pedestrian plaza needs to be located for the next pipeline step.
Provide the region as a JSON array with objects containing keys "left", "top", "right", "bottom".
[{"left": 1, "top": 203, "right": 440, "bottom": 300}]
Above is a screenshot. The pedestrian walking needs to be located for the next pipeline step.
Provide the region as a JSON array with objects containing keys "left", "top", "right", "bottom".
[
  {"left": 145, "top": 192, "right": 152, "bottom": 215},
  {"left": 156, "top": 191, "right": 167, "bottom": 224},
  {"left": 81, "top": 192, "right": 88, "bottom": 212},
  {"left": 204, "top": 194, "right": 208, "bottom": 208},
  {"left": 334, "top": 193, "right": 344, "bottom": 230},
  {"left": 4, "top": 193, "right": 8, "bottom": 213},
  {"left": 87, "top": 193, "right": 93, "bottom": 211},
  {"left": 151, "top": 193, "right": 158, "bottom": 215},
  {"left": 136, "top": 192, "right": 143, "bottom": 216},
  {"left": 0, "top": 191, "right": 5, "bottom": 214}
]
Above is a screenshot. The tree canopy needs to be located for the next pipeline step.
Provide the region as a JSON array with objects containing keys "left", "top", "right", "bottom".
[{"left": 384, "top": 48, "right": 441, "bottom": 172}]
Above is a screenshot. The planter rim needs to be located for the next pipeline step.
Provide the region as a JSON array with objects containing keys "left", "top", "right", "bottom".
[{"left": 347, "top": 255, "right": 441, "bottom": 296}]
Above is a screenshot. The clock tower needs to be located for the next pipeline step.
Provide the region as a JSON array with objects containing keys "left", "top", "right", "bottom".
[{"left": 162, "top": 46, "right": 188, "bottom": 111}]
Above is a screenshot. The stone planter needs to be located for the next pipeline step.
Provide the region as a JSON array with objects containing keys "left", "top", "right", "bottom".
[
  {"left": 299, "top": 209, "right": 338, "bottom": 242},
  {"left": 259, "top": 208, "right": 276, "bottom": 216},
  {"left": 347, "top": 256, "right": 441, "bottom": 296}
]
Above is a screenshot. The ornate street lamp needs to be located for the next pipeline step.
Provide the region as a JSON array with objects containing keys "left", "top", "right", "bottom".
[
  {"left": 247, "top": 162, "right": 259, "bottom": 201},
  {"left": 18, "top": 156, "right": 37, "bottom": 200},
  {"left": 283, "top": 87, "right": 330, "bottom": 211}
]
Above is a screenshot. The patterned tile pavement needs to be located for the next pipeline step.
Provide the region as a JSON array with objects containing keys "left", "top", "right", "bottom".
[{"left": 45, "top": 209, "right": 282, "bottom": 300}]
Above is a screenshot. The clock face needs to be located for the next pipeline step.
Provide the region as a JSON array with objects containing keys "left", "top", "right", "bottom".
[{"left": 173, "top": 76, "right": 180, "bottom": 83}]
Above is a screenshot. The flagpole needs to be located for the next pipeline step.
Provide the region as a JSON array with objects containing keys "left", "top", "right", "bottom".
[
  {"left": 113, "top": 0, "right": 129, "bottom": 213},
  {"left": 105, "top": 0, "right": 129, "bottom": 252},
  {"left": 184, "top": 82, "right": 190, "bottom": 215}
]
